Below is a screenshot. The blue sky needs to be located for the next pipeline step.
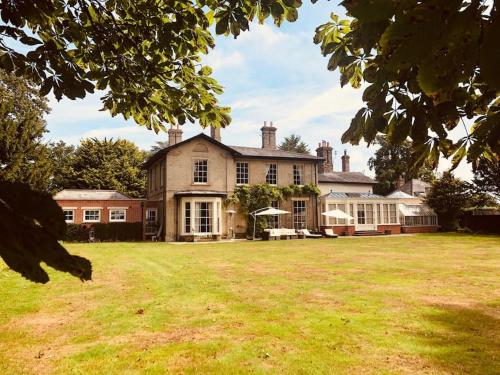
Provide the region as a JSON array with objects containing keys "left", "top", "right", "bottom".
[{"left": 43, "top": 2, "right": 472, "bottom": 180}]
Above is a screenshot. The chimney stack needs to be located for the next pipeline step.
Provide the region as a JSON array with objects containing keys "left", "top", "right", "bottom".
[
  {"left": 341, "top": 150, "right": 350, "bottom": 172},
  {"left": 168, "top": 125, "right": 183, "bottom": 146},
  {"left": 316, "top": 140, "right": 333, "bottom": 174},
  {"left": 210, "top": 125, "right": 221, "bottom": 142},
  {"left": 261, "top": 121, "right": 277, "bottom": 150}
]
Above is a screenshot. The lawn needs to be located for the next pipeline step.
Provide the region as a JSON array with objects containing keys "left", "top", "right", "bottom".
[{"left": 0, "top": 234, "right": 499, "bottom": 374}]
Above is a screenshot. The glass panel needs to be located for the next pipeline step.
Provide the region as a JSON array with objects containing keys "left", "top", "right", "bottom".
[
  {"left": 366, "top": 204, "right": 374, "bottom": 224},
  {"left": 236, "top": 162, "right": 249, "bottom": 184},
  {"left": 337, "top": 204, "right": 346, "bottom": 225},
  {"left": 110, "top": 209, "right": 125, "bottom": 221},
  {"left": 266, "top": 163, "right": 277, "bottom": 185},
  {"left": 357, "top": 204, "right": 365, "bottom": 224},
  {"left": 63, "top": 210, "right": 74, "bottom": 222},
  {"left": 193, "top": 160, "right": 208, "bottom": 183},
  {"left": 185, "top": 202, "right": 191, "bottom": 233},
  {"left": 349, "top": 203, "right": 354, "bottom": 224},
  {"left": 293, "top": 165, "right": 304, "bottom": 185},
  {"left": 390, "top": 204, "right": 397, "bottom": 223},
  {"left": 84, "top": 210, "right": 100, "bottom": 222},
  {"left": 293, "top": 200, "right": 307, "bottom": 230},
  {"left": 195, "top": 202, "right": 213, "bottom": 233}
]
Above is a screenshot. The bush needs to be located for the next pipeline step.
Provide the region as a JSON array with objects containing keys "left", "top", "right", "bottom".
[
  {"left": 92, "top": 222, "right": 143, "bottom": 241},
  {"left": 63, "top": 222, "right": 143, "bottom": 242},
  {"left": 64, "top": 224, "right": 90, "bottom": 242}
]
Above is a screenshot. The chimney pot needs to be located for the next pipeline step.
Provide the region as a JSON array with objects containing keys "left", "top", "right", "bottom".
[
  {"left": 168, "top": 125, "right": 183, "bottom": 146},
  {"left": 260, "top": 121, "right": 277, "bottom": 149},
  {"left": 341, "top": 149, "right": 350, "bottom": 172}
]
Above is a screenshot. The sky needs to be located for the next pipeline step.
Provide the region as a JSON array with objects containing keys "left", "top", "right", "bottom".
[{"left": 43, "top": 2, "right": 473, "bottom": 180}]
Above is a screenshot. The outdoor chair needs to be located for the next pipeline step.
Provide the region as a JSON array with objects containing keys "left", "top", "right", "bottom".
[
  {"left": 324, "top": 228, "right": 339, "bottom": 238},
  {"left": 300, "top": 229, "right": 323, "bottom": 238}
]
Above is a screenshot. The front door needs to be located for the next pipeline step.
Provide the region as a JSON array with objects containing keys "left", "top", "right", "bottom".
[{"left": 356, "top": 203, "right": 376, "bottom": 231}]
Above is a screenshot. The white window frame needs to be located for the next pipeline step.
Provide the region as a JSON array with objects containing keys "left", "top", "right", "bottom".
[
  {"left": 293, "top": 200, "right": 307, "bottom": 230},
  {"left": 193, "top": 159, "right": 208, "bottom": 184},
  {"left": 266, "top": 163, "right": 277, "bottom": 185},
  {"left": 293, "top": 164, "right": 304, "bottom": 186},
  {"left": 83, "top": 209, "right": 101, "bottom": 223},
  {"left": 236, "top": 161, "right": 249, "bottom": 185},
  {"left": 62, "top": 208, "right": 75, "bottom": 223},
  {"left": 109, "top": 208, "right": 127, "bottom": 222},
  {"left": 180, "top": 197, "right": 222, "bottom": 236}
]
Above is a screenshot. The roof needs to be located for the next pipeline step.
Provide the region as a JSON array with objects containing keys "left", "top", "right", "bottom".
[
  {"left": 174, "top": 191, "right": 228, "bottom": 197},
  {"left": 144, "top": 133, "right": 323, "bottom": 168},
  {"left": 386, "top": 190, "right": 416, "bottom": 199},
  {"left": 400, "top": 179, "right": 431, "bottom": 196},
  {"left": 229, "top": 146, "right": 322, "bottom": 161},
  {"left": 53, "top": 189, "right": 137, "bottom": 200},
  {"left": 319, "top": 171, "right": 376, "bottom": 185},
  {"left": 321, "top": 192, "right": 387, "bottom": 199},
  {"left": 399, "top": 204, "right": 436, "bottom": 217}
]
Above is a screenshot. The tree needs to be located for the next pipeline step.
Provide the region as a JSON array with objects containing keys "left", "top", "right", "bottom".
[
  {"left": 0, "top": 69, "right": 52, "bottom": 191},
  {"left": 425, "top": 172, "right": 471, "bottom": 231},
  {"left": 47, "top": 141, "right": 76, "bottom": 194},
  {"left": 2, "top": 1, "right": 498, "bottom": 165},
  {"left": 278, "top": 134, "right": 310, "bottom": 154},
  {"left": 68, "top": 138, "right": 147, "bottom": 198},
  {"left": 368, "top": 135, "right": 436, "bottom": 195},
  {"left": 150, "top": 141, "right": 168, "bottom": 154},
  {"left": 315, "top": 1, "right": 499, "bottom": 170},
  {"left": 470, "top": 156, "right": 500, "bottom": 199}
]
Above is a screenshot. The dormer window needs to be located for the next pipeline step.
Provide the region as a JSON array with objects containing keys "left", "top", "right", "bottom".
[
  {"left": 236, "top": 162, "right": 249, "bottom": 185},
  {"left": 193, "top": 159, "right": 208, "bottom": 184}
]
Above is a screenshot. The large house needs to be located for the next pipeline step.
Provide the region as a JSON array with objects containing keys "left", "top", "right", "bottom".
[
  {"left": 143, "top": 123, "right": 323, "bottom": 241},
  {"left": 143, "top": 124, "right": 439, "bottom": 241}
]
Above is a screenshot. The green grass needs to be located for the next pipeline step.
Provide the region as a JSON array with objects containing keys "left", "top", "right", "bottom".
[{"left": 1, "top": 234, "right": 499, "bottom": 374}]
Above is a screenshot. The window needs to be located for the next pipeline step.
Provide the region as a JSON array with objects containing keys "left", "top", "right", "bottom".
[
  {"left": 236, "top": 162, "right": 249, "bottom": 184},
  {"left": 109, "top": 209, "right": 126, "bottom": 222},
  {"left": 326, "top": 204, "right": 346, "bottom": 225},
  {"left": 63, "top": 209, "right": 74, "bottom": 223},
  {"left": 366, "top": 204, "right": 374, "bottom": 224},
  {"left": 195, "top": 202, "right": 213, "bottom": 233},
  {"left": 293, "top": 200, "right": 307, "bottom": 230},
  {"left": 193, "top": 159, "right": 208, "bottom": 183},
  {"left": 185, "top": 202, "right": 191, "bottom": 233},
  {"left": 84, "top": 209, "right": 100, "bottom": 222},
  {"left": 266, "top": 164, "right": 277, "bottom": 185},
  {"left": 377, "top": 204, "right": 381, "bottom": 224},
  {"left": 293, "top": 165, "right": 304, "bottom": 185},
  {"left": 145, "top": 208, "right": 157, "bottom": 234},
  {"left": 383, "top": 204, "right": 389, "bottom": 224},
  {"left": 160, "top": 161, "right": 165, "bottom": 187},
  {"left": 357, "top": 205, "right": 366, "bottom": 224},
  {"left": 349, "top": 203, "right": 354, "bottom": 224},
  {"left": 269, "top": 201, "right": 280, "bottom": 228},
  {"left": 389, "top": 204, "right": 397, "bottom": 223}
]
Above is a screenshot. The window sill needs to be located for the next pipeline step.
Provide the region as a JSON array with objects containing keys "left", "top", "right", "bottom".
[
  {"left": 192, "top": 182, "right": 209, "bottom": 186},
  {"left": 83, "top": 220, "right": 100, "bottom": 223}
]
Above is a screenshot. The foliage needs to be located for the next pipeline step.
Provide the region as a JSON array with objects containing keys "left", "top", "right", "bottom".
[
  {"left": 368, "top": 135, "right": 436, "bottom": 195},
  {"left": 53, "top": 138, "right": 147, "bottom": 198},
  {"left": 0, "top": 0, "right": 237, "bottom": 132},
  {"left": 92, "top": 222, "right": 143, "bottom": 242},
  {"left": 0, "top": 69, "right": 52, "bottom": 191},
  {"left": 425, "top": 172, "right": 471, "bottom": 231},
  {"left": 470, "top": 156, "right": 500, "bottom": 198},
  {"left": 47, "top": 141, "right": 76, "bottom": 193},
  {"left": 150, "top": 141, "right": 168, "bottom": 154},
  {"left": 314, "top": 1, "right": 500, "bottom": 170},
  {"left": 64, "top": 224, "right": 90, "bottom": 242},
  {"left": 64, "top": 222, "right": 143, "bottom": 242},
  {"left": 227, "top": 183, "right": 319, "bottom": 236},
  {"left": 278, "top": 134, "right": 310, "bottom": 154},
  {"left": 0, "top": 181, "right": 92, "bottom": 283}
]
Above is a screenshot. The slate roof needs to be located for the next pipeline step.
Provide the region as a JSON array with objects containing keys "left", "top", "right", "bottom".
[
  {"left": 229, "top": 145, "right": 322, "bottom": 161},
  {"left": 53, "top": 189, "right": 137, "bottom": 200},
  {"left": 319, "top": 171, "right": 376, "bottom": 184},
  {"left": 144, "top": 133, "right": 323, "bottom": 168}
]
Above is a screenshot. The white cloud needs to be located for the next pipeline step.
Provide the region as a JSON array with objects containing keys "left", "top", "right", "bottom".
[{"left": 204, "top": 50, "right": 245, "bottom": 72}]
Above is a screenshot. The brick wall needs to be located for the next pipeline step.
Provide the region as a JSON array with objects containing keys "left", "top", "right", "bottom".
[
  {"left": 56, "top": 199, "right": 144, "bottom": 224},
  {"left": 377, "top": 224, "right": 401, "bottom": 234},
  {"left": 320, "top": 225, "right": 356, "bottom": 236}
]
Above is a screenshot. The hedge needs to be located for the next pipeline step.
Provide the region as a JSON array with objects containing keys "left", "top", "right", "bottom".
[{"left": 64, "top": 222, "right": 143, "bottom": 242}]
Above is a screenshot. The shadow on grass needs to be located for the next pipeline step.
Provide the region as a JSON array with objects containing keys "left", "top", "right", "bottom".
[{"left": 415, "top": 303, "right": 499, "bottom": 374}]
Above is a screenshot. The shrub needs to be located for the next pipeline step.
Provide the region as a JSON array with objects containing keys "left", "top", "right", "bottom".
[
  {"left": 63, "top": 222, "right": 143, "bottom": 242},
  {"left": 64, "top": 224, "right": 90, "bottom": 242}
]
